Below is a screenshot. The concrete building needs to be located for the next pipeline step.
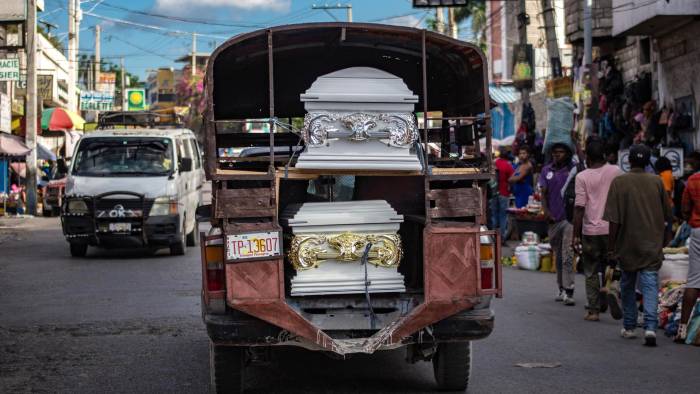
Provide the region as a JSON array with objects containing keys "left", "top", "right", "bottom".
[
  {"left": 486, "top": 1, "right": 573, "bottom": 134},
  {"left": 146, "top": 68, "right": 178, "bottom": 110},
  {"left": 612, "top": 0, "right": 700, "bottom": 147}
]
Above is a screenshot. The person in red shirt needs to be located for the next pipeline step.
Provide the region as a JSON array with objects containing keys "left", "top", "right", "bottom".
[
  {"left": 492, "top": 147, "right": 515, "bottom": 239},
  {"left": 677, "top": 152, "right": 700, "bottom": 343}
]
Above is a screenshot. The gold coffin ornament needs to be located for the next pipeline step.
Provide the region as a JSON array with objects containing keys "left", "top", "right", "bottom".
[{"left": 288, "top": 232, "right": 403, "bottom": 271}]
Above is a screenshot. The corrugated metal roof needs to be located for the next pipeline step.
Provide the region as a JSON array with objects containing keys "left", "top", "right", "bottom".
[{"left": 489, "top": 84, "right": 521, "bottom": 104}]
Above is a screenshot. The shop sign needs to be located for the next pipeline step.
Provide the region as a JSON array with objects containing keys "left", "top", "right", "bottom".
[
  {"left": 125, "top": 88, "right": 146, "bottom": 111},
  {"left": 660, "top": 148, "right": 684, "bottom": 178},
  {"left": 0, "top": 0, "right": 26, "bottom": 22},
  {"left": 14, "top": 73, "right": 26, "bottom": 90},
  {"left": 38, "top": 74, "right": 53, "bottom": 101},
  {"left": 0, "top": 58, "right": 20, "bottom": 81},
  {"left": 0, "top": 93, "right": 11, "bottom": 133},
  {"left": 97, "top": 72, "right": 116, "bottom": 95},
  {"left": 80, "top": 90, "right": 114, "bottom": 111}
]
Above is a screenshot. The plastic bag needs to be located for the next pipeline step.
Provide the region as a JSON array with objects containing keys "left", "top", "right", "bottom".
[{"left": 543, "top": 97, "right": 575, "bottom": 153}]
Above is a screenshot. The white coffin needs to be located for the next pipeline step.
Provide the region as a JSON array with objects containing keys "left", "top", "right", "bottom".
[
  {"left": 284, "top": 200, "right": 406, "bottom": 296},
  {"left": 296, "top": 67, "right": 422, "bottom": 171}
]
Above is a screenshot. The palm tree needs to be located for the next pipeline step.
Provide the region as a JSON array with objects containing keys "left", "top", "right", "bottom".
[{"left": 425, "top": 1, "right": 487, "bottom": 51}]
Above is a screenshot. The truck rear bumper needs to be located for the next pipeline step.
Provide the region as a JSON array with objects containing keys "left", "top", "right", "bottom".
[{"left": 205, "top": 307, "right": 494, "bottom": 348}]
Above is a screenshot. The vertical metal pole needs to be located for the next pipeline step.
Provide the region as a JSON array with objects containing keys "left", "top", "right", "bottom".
[
  {"left": 346, "top": 4, "right": 352, "bottom": 22},
  {"left": 267, "top": 30, "right": 275, "bottom": 172},
  {"left": 583, "top": 0, "right": 592, "bottom": 65},
  {"left": 448, "top": 7, "right": 458, "bottom": 39},
  {"left": 422, "top": 30, "right": 431, "bottom": 224},
  {"left": 26, "top": 0, "right": 37, "bottom": 215}
]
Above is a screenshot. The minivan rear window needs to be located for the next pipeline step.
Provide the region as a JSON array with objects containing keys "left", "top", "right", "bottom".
[{"left": 72, "top": 137, "right": 173, "bottom": 177}]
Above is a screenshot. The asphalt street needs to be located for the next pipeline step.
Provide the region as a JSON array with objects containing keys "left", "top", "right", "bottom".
[{"left": 1, "top": 217, "right": 699, "bottom": 394}]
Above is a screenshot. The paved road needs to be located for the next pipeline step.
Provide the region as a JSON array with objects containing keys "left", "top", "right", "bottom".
[{"left": 1, "top": 217, "right": 698, "bottom": 394}]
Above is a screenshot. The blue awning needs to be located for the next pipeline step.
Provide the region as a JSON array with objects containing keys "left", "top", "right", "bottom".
[{"left": 489, "top": 84, "right": 521, "bottom": 104}]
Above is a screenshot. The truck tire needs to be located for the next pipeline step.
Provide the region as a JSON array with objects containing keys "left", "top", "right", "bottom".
[
  {"left": 432, "top": 342, "right": 471, "bottom": 391},
  {"left": 209, "top": 342, "right": 245, "bottom": 394},
  {"left": 70, "top": 242, "right": 88, "bottom": 257}
]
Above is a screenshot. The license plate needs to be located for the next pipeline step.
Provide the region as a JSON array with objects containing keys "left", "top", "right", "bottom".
[
  {"left": 109, "top": 222, "right": 131, "bottom": 233},
  {"left": 226, "top": 232, "right": 281, "bottom": 261}
]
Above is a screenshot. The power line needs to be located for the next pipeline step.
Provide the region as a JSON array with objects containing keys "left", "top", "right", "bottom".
[{"left": 83, "top": 11, "right": 228, "bottom": 39}]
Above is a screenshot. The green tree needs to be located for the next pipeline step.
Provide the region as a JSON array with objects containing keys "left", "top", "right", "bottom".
[{"left": 425, "top": 1, "right": 487, "bottom": 51}]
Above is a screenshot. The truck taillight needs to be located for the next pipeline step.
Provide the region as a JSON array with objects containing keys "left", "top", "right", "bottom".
[
  {"left": 207, "top": 263, "right": 225, "bottom": 291},
  {"left": 204, "top": 243, "right": 226, "bottom": 292},
  {"left": 479, "top": 231, "right": 500, "bottom": 295}
]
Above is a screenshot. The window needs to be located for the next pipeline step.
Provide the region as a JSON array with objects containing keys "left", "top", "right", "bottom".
[
  {"left": 72, "top": 137, "right": 173, "bottom": 177},
  {"left": 639, "top": 38, "right": 651, "bottom": 65},
  {"left": 188, "top": 139, "right": 202, "bottom": 169}
]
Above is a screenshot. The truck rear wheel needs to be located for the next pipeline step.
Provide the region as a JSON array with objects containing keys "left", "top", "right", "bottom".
[
  {"left": 209, "top": 342, "right": 245, "bottom": 394},
  {"left": 69, "top": 242, "right": 88, "bottom": 257},
  {"left": 432, "top": 342, "right": 471, "bottom": 391}
]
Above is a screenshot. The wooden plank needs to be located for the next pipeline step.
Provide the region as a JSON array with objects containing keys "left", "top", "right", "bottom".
[
  {"left": 217, "top": 206, "right": 276, "bottom": 218},
  {"left": 219, "top": 188, "right": 272, "bottom": 198},
  {"left": 430, "top": 167, "right": 481, "bottom": 174},
  {"left": 429, "top": 208, "right": 480, "bottom": 218},
  {"left": 216, "top": 169, "right": 270, "bottom": 176}
]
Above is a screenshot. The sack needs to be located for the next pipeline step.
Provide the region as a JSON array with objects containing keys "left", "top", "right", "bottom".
[{"left": 543, "top": 97, "right": 575, "bottom": 153}]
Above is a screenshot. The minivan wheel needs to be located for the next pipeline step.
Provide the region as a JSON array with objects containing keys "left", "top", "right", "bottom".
[
  {"left": 432, "top": 342, "right": 471, "bottom": 391},
  {"left": 186, "top": 227, "right": 198, "bottom": 247},
  {"left": 170, "top": 226, "right": 186, "bottom": 256},
  {"left": 209, "top": 342, "right": 245, "bottom": 394},
  {"left": 69, "top": 242, "right": 88, "bottom": 257}
]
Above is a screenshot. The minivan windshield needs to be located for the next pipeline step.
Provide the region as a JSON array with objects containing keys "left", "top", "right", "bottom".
[{"left": 72, "top": 137, "right": 173, "bottom": 177}]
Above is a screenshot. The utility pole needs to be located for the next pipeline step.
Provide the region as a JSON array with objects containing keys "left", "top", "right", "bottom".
[
  {"left": 67, "top": 0, "right": 76, "bottom": 112},
  {"left": 447, "top": 7, "right": 458, "bottom": 39},
  {"left": 26, "top": 0, "right": 38, "bottom": 215},
  {"left": 583, "top": 0, "right": 592, "bottom": 66},
  {"left": 191, "top": 32, "right": 197, "bottom": 76},
  {"left": 94, "top": 25, "right": 100, "bottom": 88},
  {"left": 120, "top": 57, "right": 126, "bottom": 110},
  {"left": 311, "top": 3, "right": 353, "bottom": 22},
  {"left": 518, "top": 0, "right": 530, "bottom": 105},
  {"left": 435, "top": 7, "right": 445, "bottom": 35},
  {"left": 93, "top": 24, "right": 100, "bottom": 122},
  {"left": 541, "top": 0, "right": 561, "bottom": 77}
]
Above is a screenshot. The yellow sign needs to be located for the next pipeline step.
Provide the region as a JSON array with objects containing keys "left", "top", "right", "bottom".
[{"left": 126, "top": 88, "right": 146, "bottom": 111}]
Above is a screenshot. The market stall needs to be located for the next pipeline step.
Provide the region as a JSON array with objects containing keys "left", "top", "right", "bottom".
[{"left": 0, "top": 133, "right": 31, "bottom": 215}]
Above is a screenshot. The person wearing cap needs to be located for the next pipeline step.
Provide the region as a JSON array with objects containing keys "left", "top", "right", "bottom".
[
  {"left": 539, "top": 143, "right": 576, "bottom": 306},
  {"left": 603, "top": 144, "right": 672, "bottom": 346}
]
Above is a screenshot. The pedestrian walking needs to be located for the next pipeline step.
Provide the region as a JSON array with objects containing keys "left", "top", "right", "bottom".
[
  {"left": 509, "top": 146, "right": 534, "bottom": 208},
  {"left": 676, "top": 154, "right": 700, "bottom": 343},
  {"left": 604, "top": 144, "right": 672, "bottom": 346},
  {"left": 572, "top": 138, "right": 623, "bottom": 321},
  {"left": 540, "top": 143, "right": 575, "bottom": 305},
  {"left": 492, "top": 147, "right": 514, "bottom": 239}
]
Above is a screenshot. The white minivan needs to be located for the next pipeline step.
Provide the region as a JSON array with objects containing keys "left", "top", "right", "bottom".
[{"left": 61, "top": 128, "right": 205, "bottom": 257}]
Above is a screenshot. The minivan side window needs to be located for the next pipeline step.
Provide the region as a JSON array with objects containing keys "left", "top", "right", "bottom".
[{"left": 189, "top": 139, "right": 202, "bottom": 169}]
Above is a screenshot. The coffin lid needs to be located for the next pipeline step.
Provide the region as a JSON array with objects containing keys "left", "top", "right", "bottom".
[{"left": 300, "top": 67, "right": 418, "bottom": 104}]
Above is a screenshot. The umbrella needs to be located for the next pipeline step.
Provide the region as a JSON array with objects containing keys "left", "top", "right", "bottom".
[
  {"left": 41, "top": 107, "right": 85, "bottom": 131},
  {"left": 37, "top": 143, "right": 57, "bottom": 161},
  {"left": 0, "top": 133, "right": 31, "bottom": 157}
]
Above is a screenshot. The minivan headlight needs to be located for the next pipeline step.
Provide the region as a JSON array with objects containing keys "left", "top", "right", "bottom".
[
  {"left": 151, "top": 196, "right": 178, "bottom": 216},
  {"left": 67, "top": 199, "right": 89, "bottom": 214}
]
